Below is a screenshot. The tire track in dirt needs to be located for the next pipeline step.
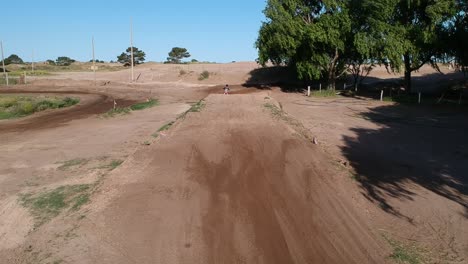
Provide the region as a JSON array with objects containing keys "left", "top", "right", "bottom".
[
  {"left": 75, "top": 93, "right": 385, "bottom": 263},
  {"left": 0, "top": 90, "right": 136, "bottom": 133}
]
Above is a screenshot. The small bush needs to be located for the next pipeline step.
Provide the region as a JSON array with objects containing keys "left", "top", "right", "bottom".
[
  {"left": 130, "top": 99, "right": 159, "bottom": 111},
  {"left": 198, "top": 71, "right": 210, "bottom": 80},
  {"left": 179, "top": 69, "right": 187, "bottom": 76},
  {"left": 19, "top": 102, "right": 36, "bottom": 114}
]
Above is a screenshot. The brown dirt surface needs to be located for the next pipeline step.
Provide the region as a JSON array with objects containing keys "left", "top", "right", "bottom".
[
  {"left": 59, "top": 93, "right": 386, "bottom": 263},
  {"left": 274, "top": 90, "right": 468, "bottom": 263},
  {"left": 1, "top": 62, "right": 467, "bottom": 264}
]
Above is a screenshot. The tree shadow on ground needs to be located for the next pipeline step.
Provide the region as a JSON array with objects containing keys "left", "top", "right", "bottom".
[
  {"left": 243, "top": 66, "right": 348, "bottom": 93},
  {"left": 342, "top": 103, "right": 468, "bottom": 220},
  {"left": 243, "top": 66, "right": 466, "bottom": 97}
]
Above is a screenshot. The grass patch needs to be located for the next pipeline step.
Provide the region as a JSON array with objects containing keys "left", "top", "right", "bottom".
[
  {"left": 177, "top": 100, "right": 206, "bottom": 120},
  {"left": 101, "top": 99, "right": 159, "bottom": 118},
  {"left": 108, "top": 160, "right": 124, "bottom": 170},
  {"left": 20, "top": 184, "right": 93, "bottom": 227},
  {"left": 383, "top": 234, "right": 423, "bottom": 264},
  {"left": 97, "top": 159, "right": 124, "bottom": 170},
  {"left": 310, "top": 89, "right": 338, "bottom": 98},
  {"left": 8, "top": 70, "right": 50, "bottom": 76},
  {"left": 158, "top": 121, "right": 175, "bottom": 132},
  {"left": 57, "top": 158, "right": 87, "bottom": 171},
  {"left": 188, "top": 100, "right": 205, "bottom": 113},
  {"left": 263, "top": 102, "right": 315, "bottom": 142},
  {"left": 152, "top": 121, "right": 176, "bottom": 138},
  {"left": 101, "top": 107, "right": 131, "bottom": 118},
  {"left": 0, "top": 77, "right": 19, "bottom": 85},
  {"left": 130, "top": 99, "right": 159, "bottom": 111},
  {"left": 198, "top": 70, "right": 210, "bottom": 80},
  {"left": 263, "top": 103, "right": 284, "bottom": 117},
  {"left": 0, "top": 95, "right": 79, "bottom": 120},
  {"left": 5, "top": 63, "right": 124, "bottom": 73}
]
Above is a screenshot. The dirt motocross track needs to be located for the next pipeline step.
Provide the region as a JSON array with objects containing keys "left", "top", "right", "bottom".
[
  {"left": 1, "top": 63, "right": 467, "bottom": 263},
  {"left": 61, "top": 93, "right": 384, "bottom": 263}
]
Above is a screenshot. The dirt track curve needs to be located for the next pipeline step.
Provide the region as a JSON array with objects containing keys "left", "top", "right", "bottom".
[
  {"left": 0, "top": 90, "right": 136, "bottom": 133},
  {"left": 72, "top": 93, "right": 385, "bottom": 264}
]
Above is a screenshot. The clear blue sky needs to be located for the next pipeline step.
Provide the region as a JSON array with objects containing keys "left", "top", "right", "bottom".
[{"left": 1, "top": 0, "right": 266, "bottom": 63}]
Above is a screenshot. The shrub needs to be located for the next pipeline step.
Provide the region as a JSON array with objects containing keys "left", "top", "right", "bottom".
[
  {"left": 19, "top": 102, "right": 36, "bottom": 114},
  {"left": 198, "top": 71, "right": 210, "bottom": 80}
]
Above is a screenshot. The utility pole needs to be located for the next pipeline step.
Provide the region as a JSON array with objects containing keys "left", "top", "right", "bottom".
[
  {"left": 1, "top": 41, "right": 8, "bottom": 86},
  {"left": 130, "top": 18, "right": 134, "bottom": 83},
  {"left": 92, "top": 36, "right": 96, "bottom": 86},
  {"left": 32, "top": 49, "right": 34, "bottom": 73}
]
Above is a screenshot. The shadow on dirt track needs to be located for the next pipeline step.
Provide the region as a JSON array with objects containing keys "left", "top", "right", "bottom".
[{"left": 342, "top": 104, "right": 468, "bottom": 219}]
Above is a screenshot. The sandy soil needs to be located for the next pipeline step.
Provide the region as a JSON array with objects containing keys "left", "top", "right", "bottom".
[
  {"left": 274, "top": 91, "right": 468, "bottom": 263},
  {"left": 50, "top": 93, "right": 385, "bottom": 263},
  {"left": 0, "top": 62, "right": 466, "bottom": 263}
]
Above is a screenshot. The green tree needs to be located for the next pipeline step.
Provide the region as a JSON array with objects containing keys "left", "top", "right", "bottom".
[
  {"left": 117, "top": 47, "right": 146, "bottom": 67},
  {"left": 256, "top": 0, "right": 351, "bottom": 90},
  {"left": 359, "top": 0, "right": 457, "bottom": 92},
  {"left": 3, "top": 54, "right": 24, "bottom": 65},
  {"left": 344, "top": 0, "right": 382, "bottom": 90},
  {"left": 56, "top": 56, "right": 76, "bottom": 66},
  {"left": 167, "top": 47, "right": 191, "bottom": 64},
  {"left": 445, "top": 0, "right": 468, "bottom": 74}
]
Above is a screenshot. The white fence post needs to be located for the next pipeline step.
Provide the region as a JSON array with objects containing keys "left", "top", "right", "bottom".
[{"left": 307, "top": 86, "right": 311, "bottom": 97}]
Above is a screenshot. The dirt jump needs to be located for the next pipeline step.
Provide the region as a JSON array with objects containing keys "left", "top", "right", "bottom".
[{"left": 61, "top": 93, "right": 386, "bottom": 263}]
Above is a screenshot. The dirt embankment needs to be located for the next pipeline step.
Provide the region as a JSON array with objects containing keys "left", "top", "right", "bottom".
[{"left": 61, "top": 93, "right": 387, "bottom": 264}]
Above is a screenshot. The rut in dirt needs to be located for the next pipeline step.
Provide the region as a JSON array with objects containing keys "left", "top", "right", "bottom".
[{"left": 80, "top": 93, "right": 385, "bottom": 264}]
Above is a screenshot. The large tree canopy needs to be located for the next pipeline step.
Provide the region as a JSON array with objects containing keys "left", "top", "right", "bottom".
[
  {"left": 2, "top": 54, "right": 24, "bottom": 65},
  {"left": 56, "top": 56, "right": 75, "bottom": 66},
  {"left": 257, "top": 0, "right": 459, "bottom": 92},
  {"left": 166, "top": 47, "right": 191, "bottom": 64},
  {"left": 445, "top": 0, "right": 468, "bottom": 73},
  {"left": 359, "top": 0, "right": 457, "bottom": 92},
  {"left": 257, "top": 0, "right": 351, "bottom": 89},
  {"left": 117, "top": 47, "right": 146, "bottom": 67}
]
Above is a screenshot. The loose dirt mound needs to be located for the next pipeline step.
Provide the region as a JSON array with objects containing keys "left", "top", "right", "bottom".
[{"left": 70, "top": 93, "right": 385, "bottom": 263}]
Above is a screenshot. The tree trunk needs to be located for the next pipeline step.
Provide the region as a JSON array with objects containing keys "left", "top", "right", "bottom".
[
  {"left": 404, "top": 53, "right": 412, "bottom": 93},
  {"left": 328, "top": 49, "right": 340, "bottom": 90},
  {"left": 328, "top": 72, "right": 336, "bottom": 90}
]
